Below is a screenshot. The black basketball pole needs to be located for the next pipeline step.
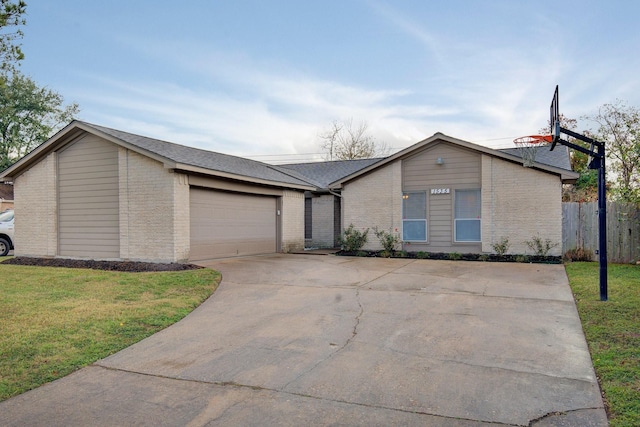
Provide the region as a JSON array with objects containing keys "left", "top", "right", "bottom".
[
  {"left": 597, "top": 143, "right": 608, "bottom": 301},
  {"left": 554, "top": 128, "right": 608, "bottom": 301}
]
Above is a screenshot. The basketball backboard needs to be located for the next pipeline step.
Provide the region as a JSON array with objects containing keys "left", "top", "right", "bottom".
[{"left": 550, "top": 85, "right": 560, "bottom": 148}]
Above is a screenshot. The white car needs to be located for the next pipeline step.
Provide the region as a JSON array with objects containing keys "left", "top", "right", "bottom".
[{"left": 0, "top": 210, "right": 14, "bottom": 256}]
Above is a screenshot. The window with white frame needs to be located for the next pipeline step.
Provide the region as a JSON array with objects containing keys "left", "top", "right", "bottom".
[
  {"left": 454, "top": 189, "right": 481, "bottom": 242},
  {"left": 402, "top": 191, "right": 427, "bottom": 241}
]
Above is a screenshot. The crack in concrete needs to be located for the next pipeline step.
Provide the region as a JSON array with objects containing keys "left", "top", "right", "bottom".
[
  {"left": 438, "top": 358, "right": 598, "bottom": 385},
  {"left": 345, "top": 287, "right": 364, "bottom": 347},
  {"left": 527, "top": 407, "right": 606, "bottom": 426},
  {"left": 92, "top": 365, "right": 519, "bottom": 426},
  {"left": 279, "top": 287, "right": 365, "bottom": 390}
]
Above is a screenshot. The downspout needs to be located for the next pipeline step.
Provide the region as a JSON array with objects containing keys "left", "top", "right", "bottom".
[{"left": 329, "top": 187, "right": 343, "bottom": 249}]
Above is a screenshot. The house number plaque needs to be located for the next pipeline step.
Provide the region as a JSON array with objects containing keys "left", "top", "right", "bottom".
[{"left": 430, "top": 188, "right": 450, "bottom": 194}]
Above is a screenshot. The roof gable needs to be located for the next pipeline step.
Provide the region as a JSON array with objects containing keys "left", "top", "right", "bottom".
[
  {"left": 1, "top": 121, "right": 316, "bottom": 190},
  {"left": 329, "top": 132, "right": 579, "bottom": 187}
]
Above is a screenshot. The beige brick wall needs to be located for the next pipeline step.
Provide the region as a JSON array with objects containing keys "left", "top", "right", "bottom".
[
  {"left": 342, "top": 161, "right": 402, "bottom": 251},
  {"left": 309, "top": 194, "right": 335, "bottom": 248},
  {"left": 119, "top": 149, "right": 189, "bottom": 263},
  {"left": 173, "top": 174, "right": 190, "bottom": 262},
  {"left": 481, "top": 155, "right": 563, "bottom": 256},
  {"left": 281, "top": 190, "right": 305, "bottom": 252},
  {"left": 14, "top": 152, "right": 58, "bottom": 257}
]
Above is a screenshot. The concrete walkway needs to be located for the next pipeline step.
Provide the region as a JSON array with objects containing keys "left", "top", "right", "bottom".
[{"left": 1, "top": 255, "right": 607, "bottom": 426}]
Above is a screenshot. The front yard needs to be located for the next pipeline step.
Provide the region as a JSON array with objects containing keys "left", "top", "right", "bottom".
[
  {"left": 1, "top": 256, "right": 637, "bottom": 426},
  {"left": 565, "top": 262, "right": 640, "bottom": 427},
  {"left": 0, "top": 257, "right": 219, "bottom": 401}
]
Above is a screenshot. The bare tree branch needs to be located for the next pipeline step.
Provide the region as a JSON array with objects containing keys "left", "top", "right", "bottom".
[{"left": 319, "top": 118, "right": 388, "bottom": 160}]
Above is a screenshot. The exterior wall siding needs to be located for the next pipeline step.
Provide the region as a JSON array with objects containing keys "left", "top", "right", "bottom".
[
  {"left": 58, "top": 135, "right": 120, "bottom": 258},
  {"left": 14, "top": 152, "right": 58, "bottom": 257},
  {"left": 342, "top": 161, "right": 402, "bottom": 251},
  {"left": 308, "top": 194, "right": 335, "bottom": 248},
  {"left": 481, "top": 155, "right": 563, "bottom": 256},
  {"left": 281, "top": 190, "right": 305, "bottom": 252},
  {"left": 402, "top": 143, "right": 482, "bottom": 253}
]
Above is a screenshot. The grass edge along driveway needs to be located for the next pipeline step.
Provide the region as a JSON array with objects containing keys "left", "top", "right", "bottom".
[
  {"left": 0, "top": 259, "right": 220, "bottom": 401},
  {"left": 565, "top": 262, "right": 640, "bottom": 427}
]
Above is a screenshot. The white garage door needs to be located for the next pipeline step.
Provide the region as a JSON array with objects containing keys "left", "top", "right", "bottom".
[{"left": 190, "top": 188, "right": 277, "bottom": 260}]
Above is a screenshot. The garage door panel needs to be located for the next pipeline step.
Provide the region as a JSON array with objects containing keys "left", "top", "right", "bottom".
[{"left": 190, "top": 188, "right": 277, "bottom": 260}]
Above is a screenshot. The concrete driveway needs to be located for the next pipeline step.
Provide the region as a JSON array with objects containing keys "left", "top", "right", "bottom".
[{"left": 1, "top": 254, "right": 606, "bottom": 426}]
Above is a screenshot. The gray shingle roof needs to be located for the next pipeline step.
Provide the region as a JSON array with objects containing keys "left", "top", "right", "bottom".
[
  {"left": 499, "top": 144, "right": 573, "bottom": 171},
  {"left": 279, "top": 158, "right": 383, "bottom": 188},
  {"left": 82, "top": 122, "right": 315, "bottom": 188},
  {"left": 80, "top": 122, "right": 575, "bottom": 191}
]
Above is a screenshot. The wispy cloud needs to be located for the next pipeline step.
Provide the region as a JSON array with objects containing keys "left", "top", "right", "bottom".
[
  {"left": 365, "top": 0, "right": 446, "bottom": 68},
  {"left": 69, "top": 36, "right": 471, "bottom": 158}
]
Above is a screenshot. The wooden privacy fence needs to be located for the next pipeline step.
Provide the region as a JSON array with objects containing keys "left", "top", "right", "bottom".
[
  {"left": 563, "top": 202, "right": 640, "bottom": 263},
  {"left": 0, "top": 200, "right": 12, "bottom": 211}
]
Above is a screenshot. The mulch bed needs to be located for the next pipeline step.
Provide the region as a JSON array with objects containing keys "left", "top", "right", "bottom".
[
  {"left": 2, "top": 257, "right": 203, "bottom": 272},
  {"left": 336, "top": 250, "right": 562, "bottom": 264}
]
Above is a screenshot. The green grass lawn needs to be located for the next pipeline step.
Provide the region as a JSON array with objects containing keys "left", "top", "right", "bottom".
[
  {"left": 565, "top": 262, "right": 640, "bottom": 427},
  {"left": 0, "top": 259, "right": 220, "bottom": 401}
]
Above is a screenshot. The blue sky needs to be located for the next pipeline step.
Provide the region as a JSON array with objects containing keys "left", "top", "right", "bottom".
[{"left": 17, "top": 0, "right": 640, "bottom": 162}]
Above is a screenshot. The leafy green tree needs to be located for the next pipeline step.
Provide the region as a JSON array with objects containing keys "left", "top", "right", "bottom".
[
  {"left": 584, "top": 100, "right": 640, "bottom": 202},
  {"left": 0, "top": 72, "right": 79, "bottom": 170},
  {"left": 0, "top": 0, "right": 26, "bottom": 71}
]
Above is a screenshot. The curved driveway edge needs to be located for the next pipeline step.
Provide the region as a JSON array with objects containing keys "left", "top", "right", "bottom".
[{"left": 0, "top": 254, "right": 607, "bottom": 426}]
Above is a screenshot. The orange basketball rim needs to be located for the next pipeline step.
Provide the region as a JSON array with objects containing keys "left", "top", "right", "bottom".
[{"left": 513, "top": 134, "right": 553, "bottom": 167}]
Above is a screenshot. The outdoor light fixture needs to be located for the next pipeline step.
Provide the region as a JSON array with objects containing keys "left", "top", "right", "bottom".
[{"left": 436, "top": 157, "right": 444, "bottom": 165}]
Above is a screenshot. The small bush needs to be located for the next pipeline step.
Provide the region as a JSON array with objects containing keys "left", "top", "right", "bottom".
[
  {"left": 448, "top": 252, "right": 462, "bottom": 261},
  {"left": 524, "top": 235, "right": 559, "bottom": 256},
  {"left": 395, "top": 250, "right": 409, "bottom": 258},
  {"left": 478, "top": 254, "right": 489, "bottom": 262},
  {"left": 339, "top": 224, "right": 369, "bottom": 252},
  {"left": 491, "top": 237, "right": 510, "bottom": 256},
  {"left": 373, "top": 227, "right": 401, "bottom": 253},
  {"left": 379, "top": 250, "right": 392, "bottom": 258},
  {"left": 515, "top": 255, "right": 530, "bottom": 263},
  {"left": 416, "top": 251, "right": 429, "bottom": 259},
  {"left": 564, "top": 248, "right": 595, "bottom": 262}
]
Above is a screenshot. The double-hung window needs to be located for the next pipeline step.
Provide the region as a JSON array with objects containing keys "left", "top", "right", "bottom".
[
  {"left": 454, "top": 189, "right": 481, "bottom": 242},
  {"left": 402, "top": 192, "right": 427, "bottom": 241}
]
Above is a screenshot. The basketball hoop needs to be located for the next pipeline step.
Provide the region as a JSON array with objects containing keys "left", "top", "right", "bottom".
[{"left": 513, "top": 135, "right": 553, "bottom": 167}]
